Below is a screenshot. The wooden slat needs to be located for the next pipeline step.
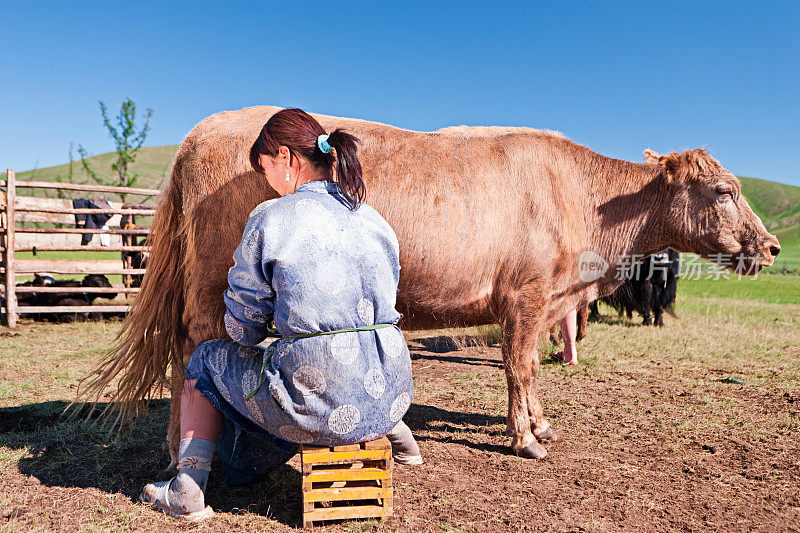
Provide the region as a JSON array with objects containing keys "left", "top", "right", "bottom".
[
  {"left": 14, "top": 286, "right": 139, "bottom": 294},
  {"left": 11, "top": 197, "right": 146, "bottom": 225},
  {"left": 363, "top": 438, "right": 391, "bottom": 450},
  {"left": 14, "top": 245, "right": 149, "bottom": 252},
  {"left": 10, "top": 259, "right": 144, "bottom": 275},
  {"left": 15, "top": 207, "right": 155, "bottom": 215},
  {"left": 12, "top": 270, "right": 145, "bottom": 276},
  {"left": 14, "top": 197, "right": 82, "bottom": 224},
  {"left": 15, "top": 212, "right": 123, "bottom": 225},
  {"left": 13, "top": 268, "right": 146, "bottom": 276},
  {"left": 15, "top": 233, "right": 128, "bottom": 250},
  {"left": 331, "top": 444, "right": 362, "bottom": 452},
  {"left": 303, "top": 505, "right": 389, "bottom": 522},
  {"left": 305, "top": 467, "right": 389, "bottom": 483},
  {"left": 14, "top": 227, "right": 149, "bottom": 235},
  {"left": 3, "top": 169, "right": 17, "bottom": 327},
  {"left": 305, "top": 486, "right": 389, "bottom": 503},
  {"left": 302, "top": 445, "right": 333, "bottom": 452},
  {"left": 5, "top": 180, "right": 160, "bottom": 196},
  {"left": 17, "top": 305, "right": 129, "bottom": 314},
  {"left": 301, "top": 449, "right": 391, "bottom": 464}
]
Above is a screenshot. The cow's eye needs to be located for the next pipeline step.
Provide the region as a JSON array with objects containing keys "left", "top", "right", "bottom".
[{"left": 715, "top": 185, "right": 733, "bottom": 201}]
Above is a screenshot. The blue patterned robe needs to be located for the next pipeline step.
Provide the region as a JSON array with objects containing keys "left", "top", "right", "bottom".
[{"left": 185, "top": 179, "right": 413, "bottom": 483}]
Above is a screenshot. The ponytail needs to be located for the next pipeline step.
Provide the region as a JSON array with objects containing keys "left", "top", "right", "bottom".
[
  {"left": 249, "top": 108, "right": 366, "bottom": 211},
  {"left": 326, "top": 129, "right": 365, "bottom": 211}
]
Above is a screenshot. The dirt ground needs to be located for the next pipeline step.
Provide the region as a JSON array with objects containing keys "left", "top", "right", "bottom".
[{"left": 1, "top": 293, "right": 799, "bottom": 532}]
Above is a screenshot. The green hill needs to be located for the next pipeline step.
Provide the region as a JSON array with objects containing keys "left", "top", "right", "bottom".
[
  {"left": 739, "top": 177, "right": 800, "bottom": 269},
  {"left": 3, "top": 147, "right": 798, "bottom": 267},
  {"left": 4, "top": 145, "right": 180, "bottom": 203},
  {"left": 739, "top": 176, "right": 800, "bottom": 223},
  {"left": 15, "top": 144, "right": 180, "bottom": 190}
]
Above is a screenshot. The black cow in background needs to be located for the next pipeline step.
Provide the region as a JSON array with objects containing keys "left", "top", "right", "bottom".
[
  {"left": 14, "top": 274, "right": 118, "bottom": 322},
  {"left": 590, "top": 249, "right": 680, "bottom": 326}
]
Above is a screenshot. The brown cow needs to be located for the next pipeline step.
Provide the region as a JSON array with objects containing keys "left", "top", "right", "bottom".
[{"left": 83, "top": 106, "right": 780, "bottom": 463}]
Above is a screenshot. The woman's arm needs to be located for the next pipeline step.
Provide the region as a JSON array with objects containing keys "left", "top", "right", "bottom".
[{"left": 223, "top": 218, "right": 275, "bottom": 346}]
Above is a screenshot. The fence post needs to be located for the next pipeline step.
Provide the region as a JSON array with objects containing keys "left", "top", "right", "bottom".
[{"left": 3, "top": 169, "right": 17, "bottom": 328}]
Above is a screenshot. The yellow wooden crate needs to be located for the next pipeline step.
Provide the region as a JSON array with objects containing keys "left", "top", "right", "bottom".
[{"left": 300, "top": 437, "right": 393, "bottom": 528}]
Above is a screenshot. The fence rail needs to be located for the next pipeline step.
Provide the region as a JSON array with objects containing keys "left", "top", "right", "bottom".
[
  {"left": 1, "top": 179, "right": 161, "bottom": 196},
  {"left": 15, "top": 207, "right": 155, "bottom": 216},
  {"left": 17, "top": 306, "right": 131, "bottom": 314},
  {"left": 15, "top": 227, "right": 150, "bottom": 235},
  {"left": 5, "top": 245, "right": 149, "bottom": 253},
  {"left": 14, "top": 286, "right": 140, "bottom": 294},
  {"left": 2, "top": 169, "right": 157, "bottom": 327}
]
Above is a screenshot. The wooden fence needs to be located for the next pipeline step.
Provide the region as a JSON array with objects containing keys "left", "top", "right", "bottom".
[{"left": 1, "top": 169, "right": 158, "bottom": 328}]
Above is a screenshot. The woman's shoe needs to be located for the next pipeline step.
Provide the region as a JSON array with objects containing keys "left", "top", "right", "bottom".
[
  {"left": 387, "top": 420, "right": 424, "bottom": 466},
  {"left": 139, "top": 476, "right": 214, "bottom": 522},
  {"left": 393, "top": 452, "right": 424, "bottom": 465}
]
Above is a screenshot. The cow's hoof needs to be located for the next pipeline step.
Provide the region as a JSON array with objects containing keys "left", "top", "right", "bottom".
[
  {"left": 515, "top": 442, "right": 548, "bottom": 459},
  {"left": 535, "top": 427, "right": 558, "bottom": 443}
]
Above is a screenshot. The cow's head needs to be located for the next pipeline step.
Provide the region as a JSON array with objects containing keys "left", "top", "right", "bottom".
[{"left": 645, "top": 148, "right": 780, "bottom": 274}]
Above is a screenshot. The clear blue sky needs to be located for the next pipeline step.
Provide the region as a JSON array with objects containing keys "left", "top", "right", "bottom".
[{"left": 2, "top": 1, "right": 798, "bottom": 186}]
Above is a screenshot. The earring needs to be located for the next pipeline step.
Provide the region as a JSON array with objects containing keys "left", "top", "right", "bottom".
[{"left": 285, "top": 172, "right": 291, "bottom": 182}]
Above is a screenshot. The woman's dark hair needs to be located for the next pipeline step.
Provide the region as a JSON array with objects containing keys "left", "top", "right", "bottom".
[{"left": 249, "top": 108, "right": 365, "bottom": 210}]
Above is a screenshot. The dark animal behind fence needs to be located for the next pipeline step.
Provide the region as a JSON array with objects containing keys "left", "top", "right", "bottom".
[
  {"left": 590, "top": 250, "right": 680, "bottom": 326},
  {"left": 16, "top": 274, "right": 118, "bottom": 322}
]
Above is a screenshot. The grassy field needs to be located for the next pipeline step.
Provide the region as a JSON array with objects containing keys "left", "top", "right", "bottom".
[
  {"left": 679, "top": 273, "right": 800, "bottom": 305},
  {"left": 1, "top": 275, "right": 798, "bottom": 531}
]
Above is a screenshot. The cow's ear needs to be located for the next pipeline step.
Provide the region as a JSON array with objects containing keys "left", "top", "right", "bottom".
[
  {"left": 643, "top": 149, "right": 660, "bottom": 165},
  {"left": 658, "top": 153, "right": 683, "bottom": 183}
]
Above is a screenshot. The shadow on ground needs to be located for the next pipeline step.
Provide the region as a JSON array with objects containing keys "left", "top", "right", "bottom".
[
  {"left": 0, "top": 401, "right": 302, "bottom": 525},
  {"left": 588, "top": 314, "right": 647, "bottom": 327},
  {"left": 410, "top": 335, "right": 504, "bottom": 369},
  {"left": 405, "top": 403, "right": 510, "bottom": 455}
]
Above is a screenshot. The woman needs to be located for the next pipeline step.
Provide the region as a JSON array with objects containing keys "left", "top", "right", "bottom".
[{"left": 140, "top": 108, "right": 421, "bottom": 521}]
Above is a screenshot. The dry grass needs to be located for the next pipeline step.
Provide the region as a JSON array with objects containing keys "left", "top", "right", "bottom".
[{"left": 1, "top": 280, "right": 798, "bottom": 531}]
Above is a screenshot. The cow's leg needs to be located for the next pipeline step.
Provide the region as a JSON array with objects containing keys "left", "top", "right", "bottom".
[
  {"left": 500, "top": 297, "right": 548, "bottom": 459},
  {"left": 588, "top": 301, "right": 600, "bottom": 321},
  {"left": 527, "top": 323, "right": 557, "bottom": 443},
  {"left": 576, "top": 304, "right": 589, "bottom": 341},
  {"left": 529, "top": 384, "right": 557, "bottom": 443}
]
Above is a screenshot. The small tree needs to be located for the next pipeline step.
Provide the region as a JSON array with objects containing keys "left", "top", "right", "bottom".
[{"left": 78, "top": 98, "right": 153, "bottom": 201}]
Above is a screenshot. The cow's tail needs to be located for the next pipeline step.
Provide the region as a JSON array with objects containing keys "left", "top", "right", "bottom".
[{"left": 79, "top": 172, "right": 186, "bottom": 425}]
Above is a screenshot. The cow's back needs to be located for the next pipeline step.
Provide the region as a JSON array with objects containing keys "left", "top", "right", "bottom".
[{"left": 175, "top": 106, "right": 593, "bottom": 330}]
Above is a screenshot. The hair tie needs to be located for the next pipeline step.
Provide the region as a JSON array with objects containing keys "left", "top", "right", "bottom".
[{"left": 317, "top": 134, "right": 331, "bottom": 154}]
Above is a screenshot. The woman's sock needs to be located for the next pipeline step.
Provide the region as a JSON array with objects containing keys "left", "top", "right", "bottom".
[
  {"left": 387, "top": 420, "right": 423, "bottom": 465},
  {"left": 177, "top": 437, "right": 215, "bottom": 491},
  {"left": 140, "top": 437, "right": 214, "bottom": 515}
]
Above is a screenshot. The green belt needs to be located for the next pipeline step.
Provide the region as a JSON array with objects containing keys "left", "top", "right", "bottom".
[{"left": 243, "top": 322, "right": 395, "bottom": 401}]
